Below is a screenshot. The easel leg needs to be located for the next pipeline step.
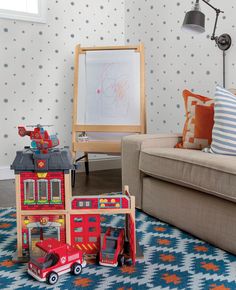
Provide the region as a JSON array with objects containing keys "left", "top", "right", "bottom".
[
  {"left": 85, "top": 153, "right": 89, "bottom": 175},
  {"left": 72, "top": 153, "right": 89, "bottom": 187},
  {"left": 71, "top": 169, "right": 76, "bottom": 188}
]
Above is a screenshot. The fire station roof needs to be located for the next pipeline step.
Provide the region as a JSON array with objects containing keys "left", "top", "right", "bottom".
[{"left": 11, "top": 148, "right": 73, "bottom": 173}]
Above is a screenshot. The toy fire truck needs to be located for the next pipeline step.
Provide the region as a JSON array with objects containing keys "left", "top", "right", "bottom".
[
  {"left": 28, "top": 238, "right": 86, "bottom": 285},
  {"left": 99, "top": 227, "right": 125, "bottom": 267}
]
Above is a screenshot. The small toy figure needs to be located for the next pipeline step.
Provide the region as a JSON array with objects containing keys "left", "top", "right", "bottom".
[
  {"left": 28, "top": 238, "right": 86, "bottom": 285},
  {"left": 77, "top": 131, "right": 88, "bottom": 142},
  {"left": 99, "top": 227, "right": 125, "bottom": 267},
  {"left": 18, "top": 124, "right": 59, "bottom": 154}
]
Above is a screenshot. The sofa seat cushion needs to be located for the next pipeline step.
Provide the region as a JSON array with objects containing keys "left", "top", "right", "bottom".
[{"left": 139, "top": 148, "right": 236, "bottom": 203}]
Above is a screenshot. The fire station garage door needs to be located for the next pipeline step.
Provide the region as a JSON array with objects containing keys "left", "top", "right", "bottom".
[{"left": 71, "top": 214, "right": 100, "bottom": 254}]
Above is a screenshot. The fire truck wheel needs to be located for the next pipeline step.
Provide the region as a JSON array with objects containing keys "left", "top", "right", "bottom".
[
  {"left": 125, "top": 258, "right": 133, "bottom": 266},
  {"left": 47, "top": 272, "right": 58, "bottom": 285},
  {"left": 118, "top": 254, "right": 125, "bottom": 267},
  {"left": 71, "top": 263, "right": 82, "bottom": 275}
]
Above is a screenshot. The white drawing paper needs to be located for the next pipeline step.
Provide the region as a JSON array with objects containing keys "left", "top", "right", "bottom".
[
  {"left": 77, "top": 50, "right": 141, "bottom": 126},
  {"left": 77, "top": 54, "right": 86, "bottom": 124}
]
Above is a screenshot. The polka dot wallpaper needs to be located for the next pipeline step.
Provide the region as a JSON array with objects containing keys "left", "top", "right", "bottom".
[
  {"left": 125, "top": 0, "right": 236, "bottom": 134},
  {"left": 1, "top": 0, "right": 236, "bottom": 169},
  {"left": 0, "top": 0, "right": 125, "bottom": 167}
]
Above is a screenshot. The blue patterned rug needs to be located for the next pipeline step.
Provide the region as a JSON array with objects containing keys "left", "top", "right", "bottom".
[{"left": 1, "top": 207, "right": 236, "bottom": 290}]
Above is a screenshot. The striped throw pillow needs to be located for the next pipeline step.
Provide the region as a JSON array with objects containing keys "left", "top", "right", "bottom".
[{"left": 209, "top": 86, "right": 236, "bottom": 155}]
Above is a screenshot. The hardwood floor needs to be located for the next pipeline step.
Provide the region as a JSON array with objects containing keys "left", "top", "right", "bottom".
[
  {"left": 72, "top": 168, "right": 122, "bottom": 195},
  {"left": 0, "top": 169, "right": 122, "bottom": 208}
]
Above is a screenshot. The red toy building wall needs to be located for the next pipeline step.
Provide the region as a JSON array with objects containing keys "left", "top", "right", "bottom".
[
  {"left": 122, "top": 198, "right": 129, "bottom": 208},
  {"left": 72, "top": 196, "right": 130, "bottom": 210},
  {"left": 72, "top": 198, "right": 98, "bottom": 210},
  {"left": 20, "top": 172, "right": 65, "bottom": 210}
]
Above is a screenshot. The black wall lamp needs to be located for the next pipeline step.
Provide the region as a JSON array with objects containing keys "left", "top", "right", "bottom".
[{"left": 182, "top": 0, "right": 232, "bottom": 87}]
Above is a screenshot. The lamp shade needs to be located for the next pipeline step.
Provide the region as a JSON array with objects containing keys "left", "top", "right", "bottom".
[{"left": 182, "top": 9, "right": 205, "bottom": 34}]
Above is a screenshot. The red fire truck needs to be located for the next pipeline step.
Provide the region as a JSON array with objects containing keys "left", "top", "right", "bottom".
[
  {"left": 99, "top": 227, "right": 125, "bottom": 267},
  {"left": 28, "top": 238, "right": 86, "bottom": 285}
]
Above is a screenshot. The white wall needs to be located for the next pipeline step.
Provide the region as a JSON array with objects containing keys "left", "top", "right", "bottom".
[
  {"left": 1, "top": 0, "right": 236, "bottom": 174},
  {"left": 0, "top": 0, "right": 125, "bottom": 170},
  {"left": 125, "top": 0, "right": 236, "bottom": 134}
]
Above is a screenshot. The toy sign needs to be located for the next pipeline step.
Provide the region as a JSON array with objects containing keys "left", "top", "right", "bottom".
[{"left": 40, "top": 217, "right": 49, "bottom": 225}]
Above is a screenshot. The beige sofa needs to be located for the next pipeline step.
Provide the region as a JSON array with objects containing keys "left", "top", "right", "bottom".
[{"left": 122, "top": 133, "right": 236, "bottom": 255}]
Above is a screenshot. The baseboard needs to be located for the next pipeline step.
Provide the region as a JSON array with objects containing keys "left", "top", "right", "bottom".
[
  {"left": 77, "top": 157, "right": 121, "bottom": 172},
  {"left": 0, "top": 166, "right": 15, "bottom": 180},
  {"left": 0, "top": 158, "right": 121, "bottom": 180}
]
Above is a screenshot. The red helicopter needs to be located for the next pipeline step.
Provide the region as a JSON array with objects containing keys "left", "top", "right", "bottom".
[{"left": 18, "top": 124, "right": 59, "bottom": 154}]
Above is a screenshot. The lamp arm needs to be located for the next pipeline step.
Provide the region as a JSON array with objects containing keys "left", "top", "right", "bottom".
[
  {"left": 199, "top": 0, "right": 224, "bottom": 43},
  {"left": 211, "top": 10, "right": 220, "bottom": 42},
  {"left": 201, "top": 0, "right": 223, "bottom": 14}
]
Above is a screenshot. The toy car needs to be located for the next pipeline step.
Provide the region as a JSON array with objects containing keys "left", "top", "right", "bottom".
[
  {"left": 99, "top": 227, "right": 125, "bottom": 267},
  {"left": 28, "top": 238, "right": 86, "bottom": 285}
]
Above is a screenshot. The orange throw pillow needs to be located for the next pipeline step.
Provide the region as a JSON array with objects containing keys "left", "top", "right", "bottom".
[{"left": 176, "top": 90, "right": 214, "bottom": 149}]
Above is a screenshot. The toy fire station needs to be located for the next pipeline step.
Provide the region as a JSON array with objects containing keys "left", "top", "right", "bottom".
[{"left": 11, "top": 125, "right": 136, "bottom": 265}]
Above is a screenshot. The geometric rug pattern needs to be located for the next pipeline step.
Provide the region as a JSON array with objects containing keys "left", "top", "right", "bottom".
[{"left": 1, "top": 207, "right": 236, "bottom": 289}]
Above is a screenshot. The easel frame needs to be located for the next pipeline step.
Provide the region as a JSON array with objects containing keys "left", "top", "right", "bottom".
[{"left": 72, "top": 44, "right": 146, "bottom": 172}]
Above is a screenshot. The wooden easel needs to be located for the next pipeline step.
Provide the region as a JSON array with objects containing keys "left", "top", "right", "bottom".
[{"left": 72, "top": 44, "right": 146, "bottom": 182}]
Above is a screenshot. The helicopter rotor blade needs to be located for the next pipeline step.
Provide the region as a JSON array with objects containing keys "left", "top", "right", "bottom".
[{"left": 26, "top": 124, "right": 54, "bottom": 128}]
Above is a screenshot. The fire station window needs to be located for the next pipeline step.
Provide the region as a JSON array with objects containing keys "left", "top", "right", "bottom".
[
  {"left": 74, "top": 227, "right": 83, "bottom": 233},
  {"left": 77, "top": 200, "right": 91, "bottom": 208},
  {"left": 50, "top": 179, "right": 61, "bottom": 203},
  {"left": 74, "top": 217, "right": 83, "bottom": 223},
  {"left": 37, "top": 180, "right": 48, "bottom": 203},
  {"left": 89, "top": 227, "right": 96, "bottom": 233},
  {"left": 89, "top": 237, "right": 97, "bottom": 242},
  {"left": 24, "top": 180, "right": 35, "bottom": 203},
  {"left": 75, "top": 237, "right": 83, "bottom": 243},
  {"left": 89, "top": 217, "right": 96, "bottom": 223}
]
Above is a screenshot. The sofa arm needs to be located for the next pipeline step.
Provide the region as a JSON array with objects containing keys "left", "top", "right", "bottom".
[{"left": 121, "top": 133, "right": 182, "bottom": 209}]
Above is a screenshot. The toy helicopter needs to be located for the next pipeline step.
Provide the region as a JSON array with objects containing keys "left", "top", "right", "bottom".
[{"left": 18, "top": 124, "right": 59, "bottom": 154}]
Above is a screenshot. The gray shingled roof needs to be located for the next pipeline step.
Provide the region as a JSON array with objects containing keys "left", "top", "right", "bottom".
[{"left": 11, "top": 149, "right": 73, "bottom": 173}]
